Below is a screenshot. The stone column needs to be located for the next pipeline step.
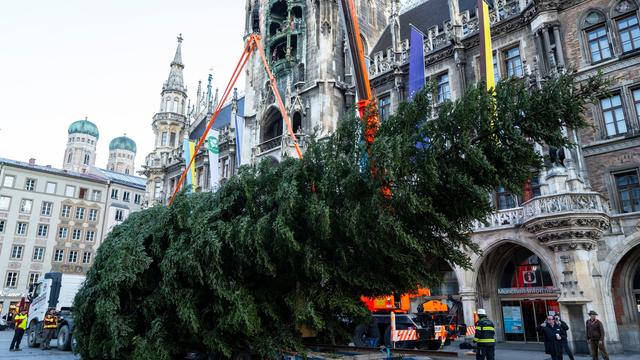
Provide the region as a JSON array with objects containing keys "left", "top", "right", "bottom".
[
  {"left": 552, "top": 26, "right": 565, "bottom": 69},
  {"left": 534, "top": 32, "right": 546, "bottom": 74},
  {"left": 542, "top": 27, "right": 555, "bottom": 70}
]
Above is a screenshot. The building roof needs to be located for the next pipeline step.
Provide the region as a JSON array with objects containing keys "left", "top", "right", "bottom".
[
  {"left": 68, "top": 118, "right": 100, "bottom": 139},
  {"left": 0, "top": 157, "right": 106, "bottom": 183},
  {"left": 371, "top": 0, "right": 476, "bottom": 55},
  {"left": 109, "top": 135, "right": 137, "bottom": 153},
  {"left": 190, "top": 96, "right": 245, "bottom": 141},
  {"left": 95, "top": 168, "right": 146, "bottom": 190}
]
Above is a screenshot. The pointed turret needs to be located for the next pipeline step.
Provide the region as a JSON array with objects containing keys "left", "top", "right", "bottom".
[{"left": 164, "top": 34, "right": 186, "bottom": 93}]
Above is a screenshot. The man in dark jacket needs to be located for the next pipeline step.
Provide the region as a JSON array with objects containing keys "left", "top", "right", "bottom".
[
  {"left": 586, "top": 310, "right": 609, "bottom": 360},
  {"left": 537, "top": 315, "right": 566, "bottom": 360},
  {"left": 473, "top": 309, "right": 495, "bottom": 360},
  {"left": 555, "top": 314, "right": 575, "bottom": 360}
]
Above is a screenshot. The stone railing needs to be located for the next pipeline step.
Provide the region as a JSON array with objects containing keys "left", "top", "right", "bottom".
[
  {"left": 522, "top": 192, "right": 609, "bottom": 219},
  {"left": 257, "top": 135, "right": 283, "bottom": 154},
  {"left": 473, "top": 207, "right": 524, "bottom": 231},
  {"left": 369, "top": 0, "right": 524, "bottom": 78}
]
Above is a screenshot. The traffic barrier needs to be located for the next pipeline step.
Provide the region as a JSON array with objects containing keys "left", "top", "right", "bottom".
[
  {"left": 466, "top": 326, "right": 476, "bottom": 336},
  {"left": 392, "top": 329, "right": 418, "bottom": 342}
]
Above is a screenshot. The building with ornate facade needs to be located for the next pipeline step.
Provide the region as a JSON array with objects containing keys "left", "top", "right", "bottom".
[
  {"left": 0, "top": 120, "right": 145, "bottom": 319},
  {"left": 364, "top": 0, "right": 640, "bottom": 354}
]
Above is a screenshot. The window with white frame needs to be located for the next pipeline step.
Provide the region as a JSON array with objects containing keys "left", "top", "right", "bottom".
[
  {"left": 33, "top": 247, "right": 45, "bottom": 261},
  {"left": 0, "top": 220, "right": 5, "bottom": 233},
  {"left": 19, "top": 199, "right": 32, "bottom": 213},
  {"left": 61, "top": 204, "right": 72, "bottom": 218},
  {"left": 0, "top": 195, "right": 10, "bottom": 210},
  {"left": 91, "top": 190, "right": 101, "bottom": 201},
  {"left": 79, "top": 187, "right": 88, "bottom": 200},
  {"left": 45, "top": 181, "right": 56, "bottom": 194},
  {"left": 41, "top": 201, "right": 53, "bottom": 216},
  {"left": 68, "top": 250, "right": 78, "bottom": 263},
  {"left": 5, "top": 272, "right": 18, "bottom": 288},
  {"left": 600, "top": 94, "right": 628, "bottom": 137},
  {"left": 65, "top": 185, "right": 75, "bottom": 197},
  {"left": 85, "top": 230, "right": 95, "bottom": 242},
  {"left": 58, "top": 227, "right": 68, "bottom": 239},
  {"left": 3, "top": 175, "right": 15, "bottom": 187},
  {"left": 154, "top": 182, "right": 162, "bottom": 199},
  {"left": 614, "top": 169, "right": 640, "bottom": 213},
  {"left": 115, "top": 209, "right": 124, "bottom": 222},
  {"left": 28, "top": 272, "right": 40, "bottom": 286},
  {"left": 89, "top": 209, "right": 98, "bottom": 221},
  {"left": 75, "top": 207, "right": 85, "bottom": 220},
  {"left": 24, "top": 178, "right": 36, "bottom": 191},
  {"left": 134, "top": 194, "right": 141, "bottom": 204},
  {"left": 111, "top": 188, "right": 119, "bottom": 199},
  {"left": 11, "top": 245, "right": 24, "bottom": 259},
  {"left": 123, "top": 191, "right": 130, "bottom": 202},
  {"left": 37, "top": 224, "right": 49, "bottom": 237},
  {"left": 72, "top": 229, "right": 82, "bottom": 240},
  {"left": 82, "top": 252, "right": 92, "bottom": 264},
  {"left": 161, "top": 132, "right": 168, "bottom": 146},
  {"left": 16, "top": 222, "right": 28, "bottom": 236},
  {"left": 54, "top": 249, "right": 64, "bottom": 262}
]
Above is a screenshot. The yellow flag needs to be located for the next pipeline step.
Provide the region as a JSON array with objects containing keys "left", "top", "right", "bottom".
[{"left": 478, "top": 0, "right": 495, "bottom": 92}]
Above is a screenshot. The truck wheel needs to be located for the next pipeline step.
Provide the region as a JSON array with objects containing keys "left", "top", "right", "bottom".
[
  {"left": 353, "top": 323, "right": 381, "bottom": 347},
  {"left": 27, "top": 321, "right": 40, "bottom": 348},
  {"left": 57, "top": 324, "right": 72, "bottom": 351}
]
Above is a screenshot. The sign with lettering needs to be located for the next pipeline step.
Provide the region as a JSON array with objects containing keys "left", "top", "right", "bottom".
[
  {"left": 503, "top": 306, "right": 524, "bottom": 334},
  {"left": 498, "top": 287, "right": 560, "bottom": 295}
]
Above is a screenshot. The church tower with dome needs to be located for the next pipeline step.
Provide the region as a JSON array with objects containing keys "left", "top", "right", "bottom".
[
  {"left": 107, "top": 135, "right": 137, "bottom": 175},
  {"left": 63, "top": 117, "right": 99, "bottom": 173}
]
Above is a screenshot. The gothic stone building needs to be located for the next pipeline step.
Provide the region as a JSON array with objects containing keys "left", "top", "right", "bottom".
[{"left": 366, "top": 0, "right": 640, "bottom": 354}]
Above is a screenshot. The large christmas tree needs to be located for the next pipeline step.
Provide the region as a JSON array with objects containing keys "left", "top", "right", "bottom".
[{"left": 73, "top": 74, "right": 605, "bottom": 359}]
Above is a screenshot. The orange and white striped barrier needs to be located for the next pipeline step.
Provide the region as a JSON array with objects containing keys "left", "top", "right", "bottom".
[
  {"left": 466, "top": 326, "right": 476, "bottom": 336},
  {"left": 392, "top": 329, "right": 418, "bottom": 342}
]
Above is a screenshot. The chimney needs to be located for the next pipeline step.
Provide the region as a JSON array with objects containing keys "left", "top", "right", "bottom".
[{"left": 28, "top": 158, "right": 36, "bottom": 165}]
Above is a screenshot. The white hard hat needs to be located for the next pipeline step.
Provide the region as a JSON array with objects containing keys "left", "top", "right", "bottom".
[{"left": 477, "top": 309, "right": 487, "bottom": 315}]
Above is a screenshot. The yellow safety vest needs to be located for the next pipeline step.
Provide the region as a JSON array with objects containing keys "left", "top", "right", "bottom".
[
  {"left": 44, "top": 315, "right": 58, "bottom": 329},
  {"left": 473, "top": 318, "right": 496, "bottom": 344},
  {"left": 14, "top": 314, "right": 27, "bottom": 330}
]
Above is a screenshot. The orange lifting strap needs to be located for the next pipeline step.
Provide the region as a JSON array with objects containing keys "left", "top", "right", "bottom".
[{"left": 169, "top": 34, "right": 303, "bottom": 205}]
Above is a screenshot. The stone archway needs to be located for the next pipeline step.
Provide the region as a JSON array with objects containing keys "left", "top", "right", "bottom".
[
  {"left": 610, "top": 242, "right": 640, "bottom": 351},
  {"left": 476, "top": 241, "right": 559, "bottom": 343}
]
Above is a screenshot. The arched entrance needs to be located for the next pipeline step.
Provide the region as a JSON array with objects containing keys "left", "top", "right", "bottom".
[
  {"left": 477, "top": 242, "right": 559, "bottom": 342},
  {"left": 611, "top": 244, "right": 640, "bottom": 351}
]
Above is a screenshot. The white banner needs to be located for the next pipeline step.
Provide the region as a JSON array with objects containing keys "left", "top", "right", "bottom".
[
  {"left": 206, "top": 130, "right": 220, "bottom": 191},
  {"left": 235, "top": 115, "right": 244, "bottom": 166}
]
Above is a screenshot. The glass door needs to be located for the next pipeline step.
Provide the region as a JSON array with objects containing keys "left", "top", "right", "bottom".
[{"left": 521, "top": 300, "right": 538, "bottom": 342}]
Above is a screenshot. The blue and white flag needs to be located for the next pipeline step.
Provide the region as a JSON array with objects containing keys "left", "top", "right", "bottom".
[
  {"left": 408, "top": 25, "right": 426, "bottom": 100},
  {"left": 206, "top": 130, "right": 220, "bottom": 191},
  {"left": 234, "top": 115, "right": 244, "bottom": 167}
]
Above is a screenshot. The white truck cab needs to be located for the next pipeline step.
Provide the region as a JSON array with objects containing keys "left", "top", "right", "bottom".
[{"left": 27, "top": 272, "right": 85, "bottom": 350}]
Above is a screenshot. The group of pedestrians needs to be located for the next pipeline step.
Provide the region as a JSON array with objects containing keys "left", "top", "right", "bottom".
[
  {"left": 9, "top": 308, "right": 58, "bottom": 352},
  {"left": 473, "top": 308, "right": 610, "bottom": 360}
]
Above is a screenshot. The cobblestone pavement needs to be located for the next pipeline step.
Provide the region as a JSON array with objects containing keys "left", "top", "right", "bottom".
[{"left": 0, "top": 329, "right": 79, "bottom": 360}]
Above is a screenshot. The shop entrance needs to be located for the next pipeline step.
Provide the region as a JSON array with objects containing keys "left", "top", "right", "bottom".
[{"left": 477, "top": 243, "right": 559, "bottom": 343}]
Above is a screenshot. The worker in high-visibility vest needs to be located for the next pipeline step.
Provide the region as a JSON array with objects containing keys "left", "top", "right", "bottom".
[
  {"left": 42, "top": 308, "right": 58, "bottom": 350},
  {"left": 473, "top": 309, "right": 496, "bottom": 360},
  {"left": 9, "top": 308, "right": 28, "bottom": 352}
]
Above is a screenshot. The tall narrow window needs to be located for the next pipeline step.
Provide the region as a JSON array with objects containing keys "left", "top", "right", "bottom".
[
  {"left": 161, "top": 132, "right": 168, "bottom": 146},
  {"left": 61, "top": 204, "right": 72, "bottom": 218},
  {"left": 614, "top": 170, "right": 640, "bottom": 213},
  {"left": 617, "top": 14, "right": 640, "bottom": 53},
  {"left": 11, "top": 245, "right": 24, "bottom": 259},
  {"left": 16, "top": 222, "right": 28, "bottom": 235},
  {"left": 170, "top": 132, "right": 177, "bottom": 147},
  {"left": 41, "top": 201, "right": 53, "bottom": 216},
  {"left": 583, "top": 11, "right": 612, "bottom": 63},
  {"left": 84, "top": 154, "right": 90, "bottom": 165},
  {"left": 633, "top": 88, "right": 640, "bottom": 121},
  {"left": 67, "top": 152, "right": 73, "bottom": 164},
  {"left": 379, "top": 96, "right": 391, "bottom": 121},
  {"left": 496, "top": 186, "right": 518, "bottom": 210},
  {"left": 436, "top": 73, "right": 451, "bottom": 103},
  {"left": 600, "top": 94, "right": 627, "bottom": 136}
]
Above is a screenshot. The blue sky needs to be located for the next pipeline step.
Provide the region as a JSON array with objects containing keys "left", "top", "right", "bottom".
[{"left": 0, "top": 0, "right": 246, "bottom": 172}]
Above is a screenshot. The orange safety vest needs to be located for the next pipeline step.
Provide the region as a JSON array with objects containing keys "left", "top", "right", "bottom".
[{"left": 43, "top": 314, "right": 58, "bottom": 329}]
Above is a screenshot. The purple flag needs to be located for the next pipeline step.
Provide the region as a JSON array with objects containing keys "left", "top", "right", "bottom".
[{"left": 408, "top": 25, "right": 426, "bottom": 100}]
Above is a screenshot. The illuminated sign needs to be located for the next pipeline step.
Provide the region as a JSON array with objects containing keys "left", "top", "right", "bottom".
[{"left": 498, "top": 287, "right": 560, "bottom": 295}]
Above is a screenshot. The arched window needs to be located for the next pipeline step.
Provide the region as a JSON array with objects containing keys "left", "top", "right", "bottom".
[
  {"left": 166, "top": 98, "right": 172, "bottom": 112},
  {"left": 582, "top": 10, "right": 612, "bottom": 63},
  {"left": 67, "top": 152, "right": 72, "bottom": 164},
  {"left": 181, "top": 99, "right": 185, "bottom": 114},
  {"left": 292, "top": 112, "right": 303, "bottom": 133},
  {"left": 173, "top": 98, "right": 179, "bottom": 113},
  {"left": 612, "top": 1, "right": 640, "bottom": 53}
]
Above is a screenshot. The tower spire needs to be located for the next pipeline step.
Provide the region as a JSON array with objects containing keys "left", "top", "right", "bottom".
[{"left": 164, "top": 34, "right": 185, "bottom": 92}]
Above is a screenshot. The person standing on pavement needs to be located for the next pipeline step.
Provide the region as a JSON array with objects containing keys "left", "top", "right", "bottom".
[
  {"left": 41, "top": 308, "right": 58, "bottom": 350},
  {"left": 473, "top": 309, "right": 496, "bottom": 360},
  {"left": 554, "top": 314, "right": 575, "bottom": 360},
  {"left": 586, "top": 310, "right": 610, "bottom": 360},
  {"left": 9, "top": 308, "right": 27, "bottom": 352},
  {"left": 537, "top": 315, "right": 566, "bottom": 360}
]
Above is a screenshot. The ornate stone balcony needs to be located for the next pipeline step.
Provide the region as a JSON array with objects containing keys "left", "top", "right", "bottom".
[
  {"left": 473, "top": 207, "right": 524, "bottom": 231},
  {"left": 522, "top": 192, "right": 610, "bottom": 251}
]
